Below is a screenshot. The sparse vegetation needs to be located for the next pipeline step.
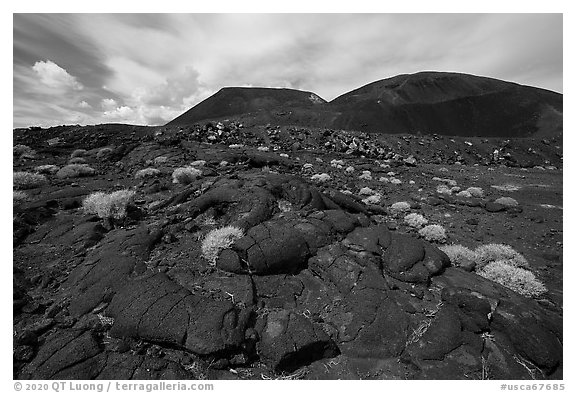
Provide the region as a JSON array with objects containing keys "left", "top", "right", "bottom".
[
  {"left": 362, "top": 194, "right": 382, "bottom": 205},
  {"left": 358, "top": 187, "right": 375, "bottom": 196},
  {"left": 389, "top": 201, "right": 411, "bottom": 215},
  {"left": 69, "top": 157, "right": 87, "bottom": 165},
  {"left": 418, "top": 224, "right": 447, "bottom": 243},
  {"left": 436, "top": 184, "right": 452, "bottom": 195},
  {"left": 474, "top": 243, "right": 528, "bottom": 269},
  {"left": 466, "top": 187, "right": 484, "bottom": 198},
  {"left": 34, "top": 164, "right": 59, "bottom": 175},
  {"left": 404, "top": 213, "right": 428, "bottom": 228},
  {"left": 358, "top": 171, "right": 372, "bottom": 180},
  {"left": 82, "top": 189, "right": 136, "bottom": 220},
  {"left": 478, "top": 261, "right": 547, "bottom": 297},
  {"left": 135, "top": 168, "right": 161, "bottom": 179},
  {"left": 13, "top": 171, "right": 48, "bottom": 189},
  {"left": 13, "top": 144, "right": 35, "bottom": 157},
  {"left": 56, "top": 164, "right": 95, "bottom": 179},
  {"left": 311, "top": 173, "right": 331, "bottom": 182},
  {"left": 172, "top": 166, "right": 202, "bottom": 184},
  {"left": 438, "top": 244, "right": 477, "bottom": 267},
  {"left": 13, "top": 190, "right": 30, "bottom": 205},
  {"left": 201, "top": 226, "right": 245, "bottom": 265},
  {"left": 456, "top": 190, "right": 472, "bottom": 198},
  {"left": 495, "top": 196, "right": 519, "bottom": 207},
  {"left": 330, "top": 159, "right": 344, "bottom": 168},
  {"left": 153, "top": 156, "right": 168, "bottom": 165},
  {"left": 96, "top": 147, "right": 113, "bottom": 159},
  {"left": 71, "top": 149, "right": 87, "bottom": 158}
]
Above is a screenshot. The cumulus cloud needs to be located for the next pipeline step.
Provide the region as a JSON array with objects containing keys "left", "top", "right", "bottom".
[
  {"left": 32, "top": 60, "right": 83, "bottom": 91},
  {"left": 102, "top": 105, "right": 135, "bottom": 122}
]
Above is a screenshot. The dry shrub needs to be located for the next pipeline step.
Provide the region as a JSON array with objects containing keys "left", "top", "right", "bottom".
[
  {"left": 135, "top": 168, "right": 161, "bottom": 179},
  {"left": 478, "top": 261, "right": 547, "bottom": 297},
  {"left": 474, "top": 243, "right": 528, "bottom": 269},
  {"left": 82, "top": 189, "right": 136, "bottom": 220},
  {"left": 56, "top": 164, "right": 95, "bottom": 179},
  {"left": 13, "top": 172, "right": 47, "bottom": 189},
  {"left": 201, "top": 226, "right": 245, "bottom": 265},
  {"left": 172, "top": 167, "right": 202, "bottom": 184},
  {"left": 418, "top": 224, "right": 447, "bottom": 243}
]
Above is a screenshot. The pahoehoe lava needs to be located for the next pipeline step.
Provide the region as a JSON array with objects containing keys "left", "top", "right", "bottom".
[{"left": 13, "top": 71, "right": 563, "bottom": 380}]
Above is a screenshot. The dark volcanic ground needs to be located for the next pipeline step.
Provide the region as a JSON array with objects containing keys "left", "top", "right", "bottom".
[{"left": 13, "top": 123, "right": 563, "bottom": 380}]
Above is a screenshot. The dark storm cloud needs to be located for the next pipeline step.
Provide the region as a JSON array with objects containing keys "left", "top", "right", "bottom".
[{"left": 13, "top": 13, "right": 563, "bottom": 128}]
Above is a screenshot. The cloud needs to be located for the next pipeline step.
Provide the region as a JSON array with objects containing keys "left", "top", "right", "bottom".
[
  {"left": 101, "top": 98, "right": 119, "bottom": 111},
  {"left": 13, "top": 14, "right": 562, "bottom": 128},
  {"left": 32, "top": 60, "right": 83, "bottom": 90},
  {"left": 102, "top": 105, "right": 135, "bottom": 122}
]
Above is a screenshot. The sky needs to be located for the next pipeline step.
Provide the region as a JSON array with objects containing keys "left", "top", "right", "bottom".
[{"left": 13, "top": 13, "right": 563, "bottom": 128}]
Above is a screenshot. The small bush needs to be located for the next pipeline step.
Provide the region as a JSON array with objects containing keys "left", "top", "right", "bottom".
[
  {"left": 390, "top": 178, "right": 402, "bottom": 185},
  {"left": 359, "top": 187, "right": 376, "bottom": 196},
  {"left": 172, "top": 166, "right": 202, "bottom": 184},
  {"left": 201, "top": 226, "right": 245, "bottom": 265},
  {"left": 495, "top": 196, "right": 519, "bottom": 207},
  {"left": 257, "top": 146, "right": 269, "bottom": 152},
  {"left": 96, "top": 147, "right": 113, "bottom": 159},
  {"left": 359, "top": 171, "right": 372, "bottom": 180},
  {"left": 474, "top": 243, "right": 528, "bottom": 269},
  {"left": 436, "top": 185, "right": 452, "bottom": 195},
  {"left": 330, "top": 159, "right": 344, "bottom": 168},
  {"left": 56, "top": 164, "right": 95, "bottom": 179},
  {"left": 69, "top": 157, "right": 87, "bottom": 165},
  {"left": 466, "top": 187, "right": 484, "bottom": 198},
  {"left": 404, "top": 213, "right": 429, "bottom": 228},
  {"left": 438, "top": 244, "right": 476, "bottom": 267},
  {"left": 82, "top": 189, "right": 136, "bottom": 220},
  {"left": 389, "top": 201, "right": 411, "bottom": 215},
  {"left": 478, "top": 261, "right": 547, "bottom": 297},
  {"left": 13, "top": 190, "right": 30, "bottom": 205},
  {"left": 345, "top": 166, "right": 355, "bottom": 173},
  {"left": 277, "top": 200, "right": 293, "bottom": 212},
  {"left": 362, "top": 194, "right": 382, "bottom": 205},
  {"left": 14, "top": 144, "right": 35, "bottom": 157},
  {"left": 135, "top": 168, "right": 161, "bottom": 179},
  {"left": 71, "top": 149, "right": 87, "bottom": 158},
  {"left": 311, "top": 173, "right": 331, "bottom": 182},
  {"left": 418, "top": 224, "right": 447, "bottom": 243},
  {"left": 153, "top": 156, "right": 168, "bottom": 165},
  {"left": 13, "top": 172, "right": 48, "bottom": 189},
  {"left": 34, "top": 164, "right": 59, "bottom": 175},
  {"left": 433, "top": 177, "right": 457, "bottom": 187}
]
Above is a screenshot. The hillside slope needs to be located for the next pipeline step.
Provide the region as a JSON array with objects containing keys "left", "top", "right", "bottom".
[
  {"left": 166, "top": 72, "right": 563, "bottom": 138},
  {"left": 167, "top": 87, "right": 326, "bottom": 126}
]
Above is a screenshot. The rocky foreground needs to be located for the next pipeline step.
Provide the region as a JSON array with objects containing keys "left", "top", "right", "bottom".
[{"left": 13, "top": 124, "right": 562, "bottom": 380}]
